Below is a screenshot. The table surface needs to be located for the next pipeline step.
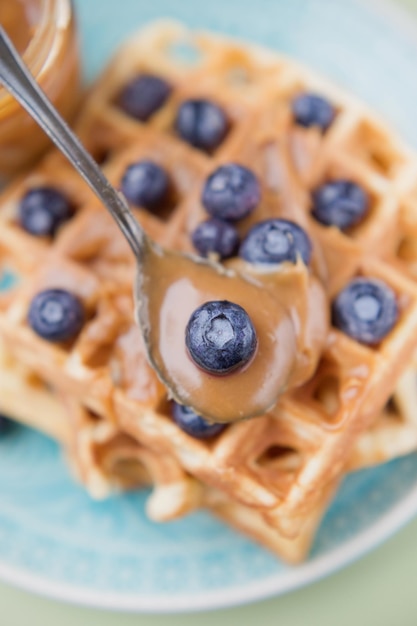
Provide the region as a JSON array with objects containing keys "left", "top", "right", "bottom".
[{"left": 2, "top": 0, "right": 417, "bottom": 624}]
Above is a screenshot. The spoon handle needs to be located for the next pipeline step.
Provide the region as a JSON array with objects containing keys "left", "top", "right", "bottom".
[{"left": 0, "top": 26, "right": 145, "bottom": 258}]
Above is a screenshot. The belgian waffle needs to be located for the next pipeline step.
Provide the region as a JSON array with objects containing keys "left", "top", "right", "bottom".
[
  {"left": 1, "top": 20, "right": 417, "bottom": 556},
  {"left": 0, "top": 339, "right": 413, "bottom": 563}
]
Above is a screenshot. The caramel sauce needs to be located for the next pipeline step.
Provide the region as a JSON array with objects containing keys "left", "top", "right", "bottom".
[
  {"left": 0, "top": 1, "right": 37, "bottom": 54},
  {"left": 235, "top": 258, "right": 330, "bottom": 387},
  {"left": 0, "top": 0, "right": 80, "bottom": 180},
  {"left": 136, "top": 250, "right": 329, "bottom": 423}
]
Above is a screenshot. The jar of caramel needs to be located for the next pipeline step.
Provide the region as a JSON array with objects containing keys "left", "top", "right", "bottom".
[{"left": 0, "top": 0, "right": 81, "bottom": 182}]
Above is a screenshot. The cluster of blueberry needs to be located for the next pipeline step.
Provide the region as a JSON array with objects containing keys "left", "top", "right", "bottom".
[
  {"left": 194, "top": 162, "right": 314, "bottom": 264},
  {"left": 10, "top": 79, "right": 399, "bottom": 440},
  {"left": 118, "top": 73, "right": 229, "bottom": 153},
  {"left": 292, "top": 93, "right": 370, "bottom": 231},
  {"left": 184, "top": 162, "right": 315, "bottom": 386},
  {"left": 291, "top": 95, "right": 398, "bottom": 347},
  {"left": 194, "top": 163, "right": 259, "bottom": 259}
]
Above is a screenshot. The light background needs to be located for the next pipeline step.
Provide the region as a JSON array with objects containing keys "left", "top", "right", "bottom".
[{"left": 1, "top": 0, "right": 417, "bottom": 624}]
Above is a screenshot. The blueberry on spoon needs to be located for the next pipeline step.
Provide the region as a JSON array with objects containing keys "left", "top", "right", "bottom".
[{"left": 186, "top": 300, "right": 257, "bottom": 375}]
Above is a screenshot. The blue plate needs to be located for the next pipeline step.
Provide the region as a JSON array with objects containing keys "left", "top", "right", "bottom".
[{"left": 1, "top": 0, "right": 417, "bottom": 612}]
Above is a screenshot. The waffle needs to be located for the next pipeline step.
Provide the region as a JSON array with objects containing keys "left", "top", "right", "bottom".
[
  {"left": 0, "top": 337, "right": 413, "bottom": 564},
  {"left": 1, "top": 20, "right": 417, "bottom": 556}
]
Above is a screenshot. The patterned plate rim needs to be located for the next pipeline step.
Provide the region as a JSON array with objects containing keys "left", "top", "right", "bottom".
[{"left": 0, "top": 477, "right": 416, "bottom": 612}]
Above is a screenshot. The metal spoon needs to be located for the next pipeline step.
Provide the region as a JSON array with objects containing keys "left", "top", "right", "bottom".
[{"left": 0, "top": 26, "right": 300, "bottom": 423}]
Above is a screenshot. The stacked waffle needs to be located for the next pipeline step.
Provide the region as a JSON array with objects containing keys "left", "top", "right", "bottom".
[{"left": 1, "top": 21, "right": 417, "bottom": 562}]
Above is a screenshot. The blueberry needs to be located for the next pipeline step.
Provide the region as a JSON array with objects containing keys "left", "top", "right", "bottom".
[
  {"left": 292, "top": 92, "right": 336, "bottom": 131},
  {"left": 121, "top": 160, "right": 169, "bottom": 210},
  {"left": 0, "top": 415, "right": 12, "bottom": 435},
  {"left": 191, "top": 218, "right": 239, "bottom": 259},
  {"left": 28, "top": 288, "right": 85, "bottom": 342},
  {"left": 19, "top": 187, "right": 73, "bottom": 237},
  {"left": 117, "top": 74, "right": 171, "bottom": 121},
  {"left": 172, "top": 402, "right": 226, "bottom": 439},
  {"left": 186, "top": 300, "right": 257, "bottom": 375},
  {"left": 175, "top": 99, "right": 229, "bottom": 152},
  {"left": 312, "top": 180, "right": 369, "bottom": 230},
  {"left": 202, "top": 164, "right": 261, "bottom": 222},
  {"left": 239, "top": 219, "right": 312, "bottom": 266},
  {"left": 332, "top": 278, "right": 398, "bottom": 345}
]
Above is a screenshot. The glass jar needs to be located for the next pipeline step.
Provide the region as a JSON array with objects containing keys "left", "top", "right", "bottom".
[{"left": 0, "top": 0, "right": 81, "bottom": 182}]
